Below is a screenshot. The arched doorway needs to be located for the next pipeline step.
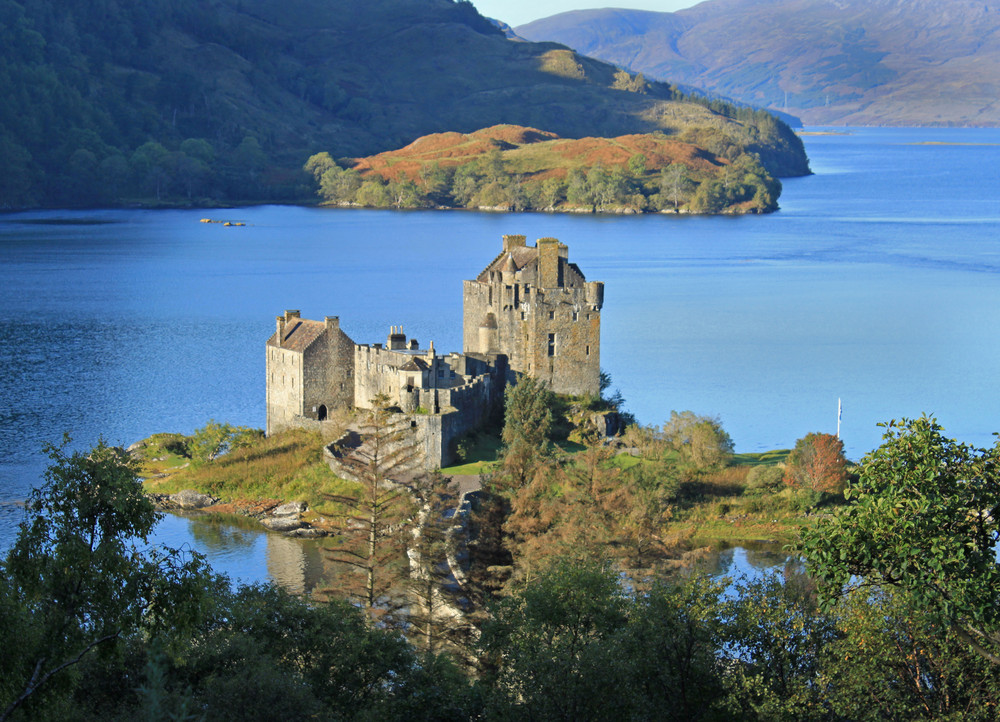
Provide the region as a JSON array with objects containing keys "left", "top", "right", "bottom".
[{"left": 317, "top": 404, "right": 328, "bottom": 421}]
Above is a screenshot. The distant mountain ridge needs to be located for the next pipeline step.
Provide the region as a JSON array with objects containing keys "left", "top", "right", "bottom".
[
  {"left": 516, "top": 0, "right": 1000, "bottom": 126},
  {"left": 0, "top": 0, "right": 807, "bottom": 209}
]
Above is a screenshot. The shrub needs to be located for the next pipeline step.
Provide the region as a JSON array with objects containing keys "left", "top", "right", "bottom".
[
  {"left": 784, "top": 433, "right": 848, "bottom": 494},
  {"left": 746, "top": 465, "right": 784, "bottom": 494}
]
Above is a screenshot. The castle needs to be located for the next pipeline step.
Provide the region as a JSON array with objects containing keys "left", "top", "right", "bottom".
[{"left": 265, "top": 235, "right": 604, "bottom": 468}]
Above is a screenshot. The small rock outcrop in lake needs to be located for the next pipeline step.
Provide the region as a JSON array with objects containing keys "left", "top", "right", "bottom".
[
  {"left": 149, "top": 489, "right": 219, "bottom": 510},
  {"left": 149, "top": 490, "right": 327, "bottom": 537}
]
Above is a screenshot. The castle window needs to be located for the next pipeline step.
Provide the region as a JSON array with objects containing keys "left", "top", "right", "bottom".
[
  {"left": 548, "top": 333, "right": 556, "bottom": 357},
  {"left": 548, "top": 311, "right": 554, "bottom": 320},
  {"left": 521, "top": 311, "right": 525, "bottom": 320},
  {"left": 573, "top": 311, "right": 578, "bottom": 321},
  {"left": 586, "top": 345, "right": 590, "bottom": 356}
]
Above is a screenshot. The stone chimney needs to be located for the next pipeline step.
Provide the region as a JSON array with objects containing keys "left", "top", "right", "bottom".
[
  {"left": 502, "top": 234, "right": 526, "bottom": 253},
  {"left": 388, "top": 325, "right": 406, "bottom": 350},
  {"left": 537, "top": 238, "right": 561, "bottom": 288}
]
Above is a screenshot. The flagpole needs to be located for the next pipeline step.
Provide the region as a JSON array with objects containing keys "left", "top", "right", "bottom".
[{"left": 837, "top": 398, "right": 842, "bottom": 439}]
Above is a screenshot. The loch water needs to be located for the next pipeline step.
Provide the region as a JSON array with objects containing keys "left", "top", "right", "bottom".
[{"left": 2, "top": 127, "right": 999, "bottom": 584}]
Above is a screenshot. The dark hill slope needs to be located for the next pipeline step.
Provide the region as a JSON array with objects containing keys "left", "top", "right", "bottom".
[
  {"left": 0, "top": 0, "right": 807, "bottom": 209},
  {"left": 517, "top": 0, "right": 1000, "bottom": 126}
]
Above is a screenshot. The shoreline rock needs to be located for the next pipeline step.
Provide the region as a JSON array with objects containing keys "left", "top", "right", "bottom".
[{"left": 148, "top": 490, "right": 328, "bottom": 537}]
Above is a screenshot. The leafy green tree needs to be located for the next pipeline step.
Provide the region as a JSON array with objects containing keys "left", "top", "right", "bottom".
[
  {"left": 130, "top": 141, "right": 170, "bottom": 200},
  {"left": 819, "top": 586, "right": 1000, "bottom": 721},
  {"left": 179, "top": 138, "right": 215, "bottom": 165},
  {"left": 320, "top": 166, "right": 362, "bottom": 203},
  {"left": 627, "top": 153, "right": 647, "bottom": 178},
  {"left": 97, "top": 153, "right": 129, "bottom": 202},
  {"left": 721, "top": 572, "right": 838, "bottom": 720},
  {"left": 611, "top": 69, "right": 648, "bottom": 94},
  {"left": 187, "top": 419, "right": 233, "bottom": 463},
  {"left": 356, "top": 177, "right": 392, "bottom": 207},
  {"left": 565, "top": 168, "right": 592, "bottom": 208},
  {"left": 480, "top": 559, "right": 629, "bottom": 721},
  {"left": 655, "top": 163, "right": 690, "bottom": 211},
  {"left": 449, "top": 162, "right": 482, "bottom": 207},
  {"left": 389, "top": 178, "right": 423, "bottom": 208},
  {"left": 419, "top": 162, "right": 451, "bottom": 199},
  {"left": 537, "top": 177, "right": 565, "bottom": 210},
  {"left": 1, "top": 437, "right": 211, "bottom": 721},
  {"left": 303, "top": 151, "right": 337, "bottom": 182},
  {"left": 480, "top": 146, "right": 508, "bottom": 185},
  {"left": 690, "top": 178, "right": 727, "bottom": 213},
  {"left": 170, "top": 151, "right": 210, "bottom": 200},
  {"left": 492, "top": 377, "right": 556, "bottom": 494},
  {"left": 800, "top": 416, "right": 1000, "bottom": 665},
  {"left": 784, "top": 432, "right": 848, "bottom": 495},
  {"left": 161, "top": 583, "right": 429, "bottom": 721},
  {"left": 622, "top": 576, "right": 729, "bottom": 720},
  {"left": 661, "top": 410, "right": 734, "bottom": 472}
]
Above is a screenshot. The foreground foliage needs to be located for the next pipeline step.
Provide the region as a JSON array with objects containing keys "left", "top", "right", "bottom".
[
  {"left": 801, "top": 416, "right": 1000, "bottom": 665},
  {"left": 9, "top": 419, "right": 1000, "bottom": 720}
]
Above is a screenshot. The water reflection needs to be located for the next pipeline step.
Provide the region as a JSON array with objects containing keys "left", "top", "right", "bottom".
[
  {"left": 153, "top": 512, "right": 343, "bottom": 596},
  {"left": 688, "top": 541, "right": 798, "bottom": 580},
  {"left": 154, "top": 511, "right": 805, "bottom": 597}
]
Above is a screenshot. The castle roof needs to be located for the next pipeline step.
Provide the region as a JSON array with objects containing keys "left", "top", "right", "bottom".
[
  {"left": 477, "top": 245, "right": 538, "bottom": 281},
  {"left": 399, "top": 357, "right": 430, "bottom": 372},
  {"left": 271, "top": 318, "right": 325, "bottom": 353},
  {"left": 475, "top": 245, "right": 588, "bottom": 287}
]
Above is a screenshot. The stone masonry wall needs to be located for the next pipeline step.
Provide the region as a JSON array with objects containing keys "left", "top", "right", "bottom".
[{"left": 266, "top": 346, "right": 304, "bottom": 436}]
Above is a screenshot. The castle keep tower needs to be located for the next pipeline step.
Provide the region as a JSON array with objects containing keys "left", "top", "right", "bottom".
[{"left": 463, "top": 235, "right": 603, "bottom": 396}]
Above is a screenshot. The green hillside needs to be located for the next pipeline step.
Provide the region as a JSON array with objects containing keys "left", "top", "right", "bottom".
[{"left": 0, "top": 0, "right": 808, "bottom": 210}]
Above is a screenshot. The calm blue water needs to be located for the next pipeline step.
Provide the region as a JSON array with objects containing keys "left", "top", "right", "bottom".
[{"left": 2, "top": 127, "right": 999, "bottom": 581}]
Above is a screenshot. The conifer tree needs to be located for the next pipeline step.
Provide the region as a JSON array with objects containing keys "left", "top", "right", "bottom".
[{"left": 322, "top": 395, "right": 420, "bottom": 623}]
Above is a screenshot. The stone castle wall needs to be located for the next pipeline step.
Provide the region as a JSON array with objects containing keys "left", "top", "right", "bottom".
[
  {"left": 266, "top": 345, "right": 304, "bottom": 436},
  {"left": 303, "top": 318, "right": 355, "bottom": 419}
]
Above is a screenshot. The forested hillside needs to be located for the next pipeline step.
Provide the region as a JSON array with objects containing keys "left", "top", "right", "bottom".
[
  {"left": 516, "top": 0, "right": 1000, "bottom": 127},
  {"left": 0, "top": 0, "right": 808, "bottom": 209}
]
